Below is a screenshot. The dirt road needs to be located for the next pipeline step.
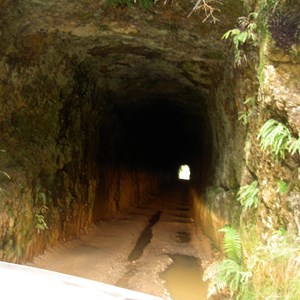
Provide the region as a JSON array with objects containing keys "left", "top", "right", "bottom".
[{"left": 28, "top": 184, "right": 215, "bottom": 299}]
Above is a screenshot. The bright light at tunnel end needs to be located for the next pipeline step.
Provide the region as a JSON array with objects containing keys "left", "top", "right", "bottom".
[{"left": 178, "top": 165, "right": 190, "bottom": 180}]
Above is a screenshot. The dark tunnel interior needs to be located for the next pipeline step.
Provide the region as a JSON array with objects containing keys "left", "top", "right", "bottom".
[
  {"left": 95, "top": 85, "right": 213, "bottom": 186},
  {"left": 72, "top": 59, "right": 217, "bottom": 221}
]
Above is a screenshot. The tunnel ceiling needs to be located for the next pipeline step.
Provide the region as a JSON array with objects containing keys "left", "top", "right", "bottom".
[
  {"left": 2, "top": 0, "right": 243, "bottom": 95},
  {"left": 78, "top": 50, "right": 215, "bottom": 172},
  {"left": 1, "top": 0, "right": 244, "bottom": 177}
]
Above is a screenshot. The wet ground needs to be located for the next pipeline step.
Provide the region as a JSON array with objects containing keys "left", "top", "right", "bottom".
[
  {"left": 28, "top": 184, "right": 215, "bottom": 299},
  {"left": 161, "top": 255, "right": 208, "bottom": 300}
]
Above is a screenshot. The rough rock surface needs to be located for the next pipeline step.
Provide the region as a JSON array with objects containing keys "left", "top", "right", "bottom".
[{"left": 0, "top": 3, "right": 300, "bottom": 298}]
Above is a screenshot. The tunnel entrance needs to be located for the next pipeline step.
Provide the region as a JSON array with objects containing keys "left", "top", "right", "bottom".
[
  {"left": 0, "top": 0, "right": 246, "bottom": 268},
  {"left": 2, "top": 2, "right": 266, "bottom": 296},
  {"left": 72, "top": 60, "right": 214, "bottom": 220},
  {"left": 94, "top": 91, "right": 213, "bottom": 219}
]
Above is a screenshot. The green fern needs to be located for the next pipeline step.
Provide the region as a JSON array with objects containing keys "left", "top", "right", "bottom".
[
  {"left": 222, "top": 12, "right": 258, "bottom": 67},
  {"left": 288, "top": 135, "right": 300, "bottom": 155},
  {"left": 204, "top": 260, "right": 252, "bottom": 298},
  {"left": 221, "top": 260, "right": 252, "bottom": 296},
  {"left": 34, "top": 204, "right": 48, "bottom": 233},
  {"left": 203, "top": 261, "right": 227, "bottom": 297},
  {"left": 204, "top": 226, "right": 252, "bottom": 298},
  {"left": 237, "top": 181, "right": 259, "bottom": 211},
  {"left": 238, "top": 97, "right": 256, "bottom": 125},
  {"left": 220, "top": 226, "right": 243, "bottom": 264},
  {"left": 258, "top": 119, "right": 291, "bottom": 159},
  {"left": 277, "top": 180, "right": 288, "bottom": 194}
]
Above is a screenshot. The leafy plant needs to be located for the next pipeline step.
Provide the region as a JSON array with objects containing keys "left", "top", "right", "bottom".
[
  {"left": 35, "top": 205, "right": 48, "bottom": 233},
  {"left": 258, "top": 119, "right": 291, "bottom": 159},
  {"left": 220, "top": 226, "right": 243, "bottom": 263},
  {"left": 204, "top": 226, "right": 253, "bottom": 299},
  {"left": 238, "top": 97, "right": 256, "bottom": 125},
  {"left": 222, "top": 12, "right": 259, "bottom": 67},
  {"left": 277, "top": 180, "right": 289, "bottom": 194},
  {"left": 288, "top": 135, "right": 300, "bottom": 155},
  {"left": 33, "top": 186, "right": 49, "bottom": 233},
  {"left": 237, "top": 181, "right": 259, "bottom": 211}
]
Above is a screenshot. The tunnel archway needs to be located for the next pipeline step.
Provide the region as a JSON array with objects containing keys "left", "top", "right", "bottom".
[
  {"left": 69, "top": 60, "right": 215, "bottom": 220},
  {"left": 4, "top": 3, "right": 300, "bottom": 298},
  {"left": 0, "top": 0, "right": 248, "bottom": 262}
]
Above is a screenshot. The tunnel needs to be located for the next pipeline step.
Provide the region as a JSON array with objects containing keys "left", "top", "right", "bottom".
[
  {"left": 60, "top": 51, "right": 218, "bottom": 223},
  {"left": 1, "top": 0, "right": 247, "bottom": 265},
  {"left": 2, "top": 1, "right": 300, "bottom": 299}
]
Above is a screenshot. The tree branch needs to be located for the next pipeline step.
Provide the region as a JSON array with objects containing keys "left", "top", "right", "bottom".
[{"left": 188, "top": 0, "right": 222, "bottom": 23}]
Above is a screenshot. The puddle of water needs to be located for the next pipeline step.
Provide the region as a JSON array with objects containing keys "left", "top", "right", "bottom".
[
  {"left": 128, "top": 211, "right": 161, "bottom": 261},
  {"left": 160, "top": 255, "right": 208, "bottom": 300}
]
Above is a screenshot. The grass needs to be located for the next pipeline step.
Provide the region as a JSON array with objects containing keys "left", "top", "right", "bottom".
[{"left": 250, "top": 230, "right": 300, "bottom": 300}]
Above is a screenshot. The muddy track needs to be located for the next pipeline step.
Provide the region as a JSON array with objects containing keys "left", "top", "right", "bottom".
[{"left": 28, "top": 185, "right": 215, "bottom": 299}]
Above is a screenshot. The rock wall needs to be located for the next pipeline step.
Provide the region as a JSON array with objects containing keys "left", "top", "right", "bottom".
[
  {"left": 0, "top": 10, "right": 164, "bottom": 261},
  {"left": 190, "top": 59, "right": 256, "bottom": 248},
  {"left": 2, "top": 2, "right": 299, "bottom": 286},
  {"left": 253, "top": 38, "right": 300, "bottom": 234},
  {"left": 94, "top": 168, "right": 161, "bottom": 220},
  {"left": 191, "top": 1, "right": 300, "bottom": 250}
]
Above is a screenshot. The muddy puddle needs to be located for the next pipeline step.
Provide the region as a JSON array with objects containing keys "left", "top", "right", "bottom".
[{"left": 160, "top": 254, "right": 208, "bottom": 300}]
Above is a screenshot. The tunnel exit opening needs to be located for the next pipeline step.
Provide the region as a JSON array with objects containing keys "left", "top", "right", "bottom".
[{"left": 178, "top": 165, "right": 191, "bottom": 181}]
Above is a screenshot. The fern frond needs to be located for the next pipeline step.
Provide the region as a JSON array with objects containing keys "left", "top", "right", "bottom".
[
  {"left": 219, "top": 260, "right": 252, "bottom": 296},
  {"left": 204, "top": 261, "right": 227, "bottom": 298},
  {"left": 258, "top": 119, "right": 291, "bottom": 159},
  {"left": 237, "top": 180, "right": 259, "bottom": 210},
  {"left": 277, "top": 180, "right": 288, "bottom": 194},
  {"left": 288, "top": 136, "right": 300, "bottom": 155},
  {"left": 220, "top": 226, "right": 242, "bottom": 264},
  {"left": 222, "top": 261, "right": 242, "bottom": 294},
  {"left": 203, "top": 261, "right": 222, "bottom": 281},
  {"left": 204, "top": 226, "right": 253, "bottom": 298}
]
